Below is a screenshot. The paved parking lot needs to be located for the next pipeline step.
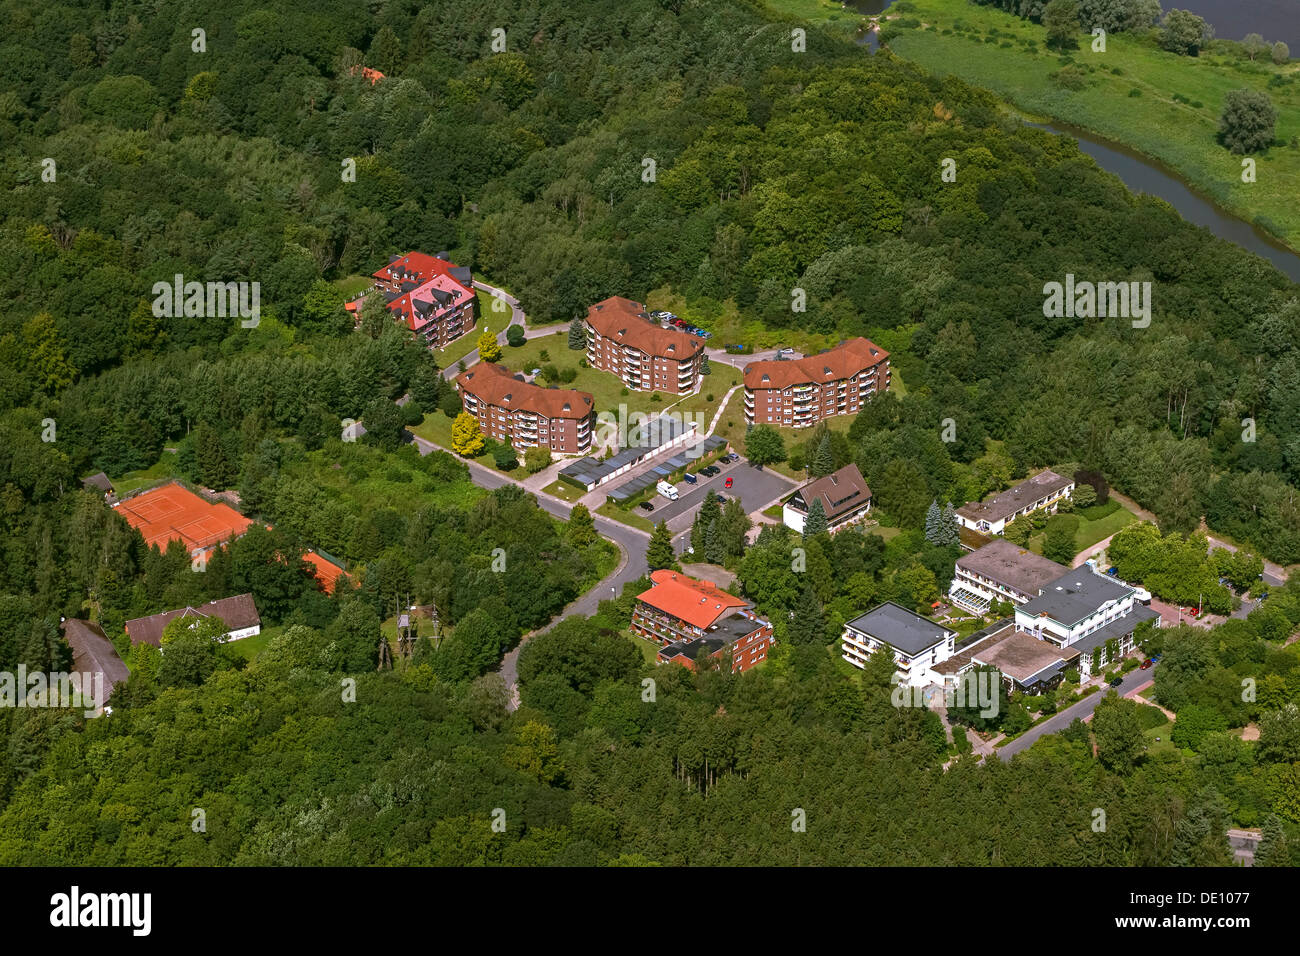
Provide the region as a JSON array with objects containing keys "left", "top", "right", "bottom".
[{"left": 640, "top": 459, "right": 796, "bottom": 532}]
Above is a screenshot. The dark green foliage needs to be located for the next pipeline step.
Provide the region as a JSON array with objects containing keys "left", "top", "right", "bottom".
[{"left": 1219, "top": 89, "right": 1277, "bottom": 154}]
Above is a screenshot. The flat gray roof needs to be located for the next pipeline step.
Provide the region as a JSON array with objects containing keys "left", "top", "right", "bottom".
[
  {"left": 1019, "top": 568, "right": 1133, "bottom": 626},
  {"left": 845, "top": 602, "right": 953, "bottom": 657},
  {"left": 957, "top": 539, "right": 1067, "bottom": 597}
]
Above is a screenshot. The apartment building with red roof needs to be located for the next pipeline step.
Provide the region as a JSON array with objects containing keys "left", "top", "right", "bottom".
[
  {"left": 743, "top": 337, "right": 890, "bottom": 428},
  {"left": 347, "top": 251, "right": 477, "bottom": 350},
  {"left": 456, "top": 362, "right": 596, "bottom": 454},
  {"left": 631, "top": 569, "right": 774, "bottom": 673},
  {"left": 584, "top": 296, "right": 704, "bottom": 395}
]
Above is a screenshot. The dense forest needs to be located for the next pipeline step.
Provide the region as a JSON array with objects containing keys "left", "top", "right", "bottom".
[{"left": 0, "top": 0, "right": 1298, "bottom": 864}]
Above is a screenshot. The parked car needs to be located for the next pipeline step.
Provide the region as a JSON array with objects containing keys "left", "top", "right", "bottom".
[
  {"left": 1106, "top": 566, "right": 1118, "bottom": 576},
  {"left": 725, "top": 453, "right": 740, "bottom": 463},
  {"left": 1140, "top": 659, "right": 1153, "bottom": 670},
  {"left": 1109, "top": 677, "right": 1124, "bottom": 688},
  {"left": 701, "top": 465, "right": 720, "bottom": 477},
  {"left": 682, "top": 473, "right": 697, "bottom": 484},
  {"left": 724, "top": 476, "right": 733, "bottom": 489},
  {"left": 637, "top": 501, "right": 654, "bottom": 512},
  {"left": 1150, "top": 654, "right": 1162, "bottom": 663},
  {"left": 778, "top": 347, "right": 795, "bottom": 356}
]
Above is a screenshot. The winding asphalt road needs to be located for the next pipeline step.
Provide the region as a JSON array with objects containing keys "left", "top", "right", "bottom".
[
  {"left": 409, "top": 433, "right": 649, "bottom": 702},
  {"left": 995, "top": 662, "right": 1159, "bottom": 760},
  {"left": 440, "top": 280, "right": 527, "bottom": 381}
]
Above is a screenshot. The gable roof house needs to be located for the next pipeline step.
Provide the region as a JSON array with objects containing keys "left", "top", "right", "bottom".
[
  {"left": 60, "top": 618, "right": 130, "bottom": 710},
  {"left": 456, "top": 362, "right": 596, "bottom": 454},
  {"left": 743, "top": 337, "right": 890, "bottom": 428},
  {"left": 81, "top": 472, "right": 116, "bottom": 503},
  {"left": 125, "top": 593, "right": 262, "bottom": 647},
  {"left": 782, "top": 463, "right": 872, "bottom": 534},
  {"left": 347, "top": 251, "right": 478, "bottom": 350}
]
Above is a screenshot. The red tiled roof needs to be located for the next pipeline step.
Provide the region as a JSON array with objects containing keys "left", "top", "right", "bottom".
[
  {"left": 638, "top": 569, "right": 748, "bottom": 630},
  {"left": 457, "top": 362, "right": 594, "bottom": 421},
  {"left": 350, "top": 65, "right": 385, "bottom": 85},
  {"left": 744, "top": 337, "right": 889, "bottom": 390},
  {"left": 586, "top": 297, "right": 704, "bottom": 361}
]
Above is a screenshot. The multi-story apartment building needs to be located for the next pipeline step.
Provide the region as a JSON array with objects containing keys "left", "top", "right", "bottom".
[
  {"left": 841, "top": 602, "right": 958, "bottom": 688},
  {"left": 456, "top": 362, "right": 596, "bottom": 454},
  {"left": 954, "top": 470, "right": 1074, "bottom": 536},
  {"left": 743, "top": 337, "right": 890, "bottom": 428},
  {"left": 584, "top": 297, "right": 704, "bottom": 395},
  {"left": 948, "top": 539, "right": 1068, "bottom": 614},
  {"left": 349, "top": 251, "right": 477, "bottom": 350},
  {"left": 631, "top": 570, "right": 774, "bottom": 673}
]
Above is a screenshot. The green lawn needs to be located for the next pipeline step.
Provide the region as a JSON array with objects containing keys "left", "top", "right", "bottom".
[
  {"left": 1143, "top": 720, "right": 1176, "bottom": 756},
  {"left": 597, "top": 501, "right": 655, "bottom": 534},
  {"left": 624, "top": 630, "right": 662, "bottom": 665},
  {"left": 112, "top": 451, "right": 182, "bottom": 495},
  {"left": 333, "top": 274, "right": 372, "bottom": 299},
  {"left": 409, "top": 412, "right": 528, "bottom": 480},
  {"left": 761, "top": 0, "right": 861, "bottom": 27},
  {"left": 500, "top": 330, "right": 740, "bottom": 435},
  {"left": 1027, "top": 500, "right": 1138, "bottom": 557},
  {"left": 886, "top": 0, "right": 1300, "bottom": 250},
  {"left": 226, "top": 624, "right": 282, "bottom": 660},
  {"left": 544, "top": 480, "right": 584, "bottom": 503},
  {"left": 430, "top": 290, "right": 501, "bottom": 370}
]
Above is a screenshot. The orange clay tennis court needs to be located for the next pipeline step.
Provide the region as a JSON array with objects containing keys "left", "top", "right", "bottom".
[
  {"left": 114, "top": 483, "right": 253, "bottom": 553},
  {"left": 303, "top": 551, "right": 349, "bottom": 594}
]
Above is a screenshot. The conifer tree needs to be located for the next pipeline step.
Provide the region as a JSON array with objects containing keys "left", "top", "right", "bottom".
[{"left": 803, "top": 498, "right": 828, "bottom": 539}]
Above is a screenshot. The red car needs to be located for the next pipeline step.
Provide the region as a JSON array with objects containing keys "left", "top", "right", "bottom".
[
  {"left": 724, "top": 476, "right": 733, "bottom": 489},
  {"left": 1140, "top": 659, "right": 1153, "bottom": 670}
]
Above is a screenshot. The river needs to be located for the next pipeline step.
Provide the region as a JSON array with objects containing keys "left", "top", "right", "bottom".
[
  {"left": 1173, "top": 0, "right": 1299, "bottom": 53},
  {"left": 850, "top": 0, "right": 1300, "bottom": 280},
  {"left": 854, "top": 0, "right": 1298, "bottom": 50},
  {"left": 1031, "top": 122, "right": 1300, "bottom": 282}
]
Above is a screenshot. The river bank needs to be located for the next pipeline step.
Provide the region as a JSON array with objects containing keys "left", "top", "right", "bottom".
[{"left": 884, "top": 0, "right": 1300, "bottom": 255}]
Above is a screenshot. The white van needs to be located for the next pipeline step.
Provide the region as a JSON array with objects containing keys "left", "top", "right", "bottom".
[{"left": 656, "top": 480, "right": 679, "bottom": 501}]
